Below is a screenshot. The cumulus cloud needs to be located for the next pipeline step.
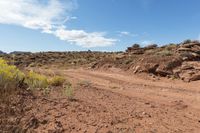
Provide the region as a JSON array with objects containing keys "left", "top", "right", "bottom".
[
  {"left": 54, "top": 28, "right": 116, "bottom": 47},
  {"left": 0, "top": 0, "right": 68, "bottom": 30},
  {"left": 0, "top": 0, "right": 116, "bottom": 47}
]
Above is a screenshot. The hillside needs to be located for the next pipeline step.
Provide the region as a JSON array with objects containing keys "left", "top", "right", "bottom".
[{"left": 1, "top": 40, "right": 200, "bottom": 82}]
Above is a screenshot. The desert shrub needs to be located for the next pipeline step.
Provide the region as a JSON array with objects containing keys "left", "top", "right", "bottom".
[
  {"left": 63, "top": 82, "right": 74, "bottom": 100},
  {"left": 42, "top": 87, "right": 51, "bottom": 96},
  {"left": 37, "top": 63, "right": 43, "bottom": 67},
  {"left": 124, "top": 59, "right": 132, "bottom": 64},
  {"left": 165, "top": 44, "right": 177, "bottom": 51},
  {"left": 49, "top": 76, "right": 65, "bottom": 86},
  {"left": 132, "top": 44, "right": 140, "bottom": 49},
  {"left": 0, "top": 58, "right": 25, "bottom": 103},
  {"left": 193, "top": 40, "right": 200, "bottom": 43},
  {"left": 25, "top": 71, "right": 48, "bottom": 89},
  {"left": 157, "top": 50, "right": 173, "bottom": 56},
  {"left": 0, "top": 58, "right": 25, "bottom": 90},
  {"left": 145, "top": 44, "right": 158, "bottom": 49},
  {"left": 183, "top": 39, "right": 192, "bottom": 44},
  {"left": 145, "top": 49, "right": 155, "bottom": 55}
]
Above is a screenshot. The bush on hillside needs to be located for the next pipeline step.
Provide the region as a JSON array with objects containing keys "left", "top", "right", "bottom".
[
  {"left": 0, "top": 58, "right": 25, "bottom": 103},
  {"left": 183, "top": 39, "right": 192, "bottom": 44},
  {"left": 157, "top": 50, "right": 173, "bottom": 56},
  {"left": 0, "top": 58, "right": 25, "bottom": 90},
  {"left": 132, "top": 44, "right": 140, "bottom": 49},
  {"left": 25, "top": 71, "right": 48, "bottom": 89},
  {"left": 49, "top": 76, "right": 65, "bottom": 86}
]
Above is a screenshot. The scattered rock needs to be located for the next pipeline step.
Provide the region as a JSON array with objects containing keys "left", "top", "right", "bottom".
[
  {"left": 26, "top": 117, "right": 39, "bottom": 129},
  {"left": 189, "top": 74, "right": 200, "bottom": 81},
  {"left": 171, "top": 100, "right": 188, "bottom": 110},
  {"left": 41, "top": 119, "right": 48, "bottom": 125},
  {"left": 156, "top": 68, "right": 172, "bottom": 77}
]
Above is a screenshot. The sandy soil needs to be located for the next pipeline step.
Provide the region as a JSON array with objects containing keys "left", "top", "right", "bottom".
[{"left": 3, "top": 68, "right": 200, "bottom": 133}]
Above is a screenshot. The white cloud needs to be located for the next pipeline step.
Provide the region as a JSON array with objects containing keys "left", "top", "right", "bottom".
[
  {"left": 141, "top": 40, "right": 154, "bottom": 46},
  {"left": 118, "top": 31, "right": 138, "bottom": 37},
  {"left": 55, "top": 28, "right": 116, "bottom": 47},
  {"left": 70, "top": 16, "right": 77, "bottom": 20},
  {"left": 198, "top": 34, "right": 200, "bottom": 41},
  {"left": 0, "top": 0, "right": 116, "bottom": 47},
  {"left": 0, "top": 0, "right": 68, "bottom": 31},
  {"left": 120, "top": 31, "right": 130, "bottom": 36}
]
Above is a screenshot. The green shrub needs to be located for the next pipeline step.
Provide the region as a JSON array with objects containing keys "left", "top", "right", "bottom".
[
  {"left": 49, "top": 76, "right": 65, "bottom": 86},
  {"left": 165, "top": 44, "right": 177, "bottom": 51},
  {"left": 63, "top": 82, "right": 74, "bottom": 100},
  {"left": 157, "top": 50, "right": 173, "bottom": 56},
  {"left": 0, "top": 58, "right": 25, "bottom": 103},
  {"left": 183, "top": 39, "right": 192, "bottom": 44},
  {"left": 0, "top": 58, "right": 25, "bottom": 90},
  {"left": 25, "top": 71, "right": 48, "bottom": 89},
  {"left": 132, "top": 44, "right": 140, "bottom": 48}
]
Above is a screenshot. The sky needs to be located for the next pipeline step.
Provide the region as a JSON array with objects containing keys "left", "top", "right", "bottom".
[{"left": 0, "top": 0, "right": 200, "bottom": 52}]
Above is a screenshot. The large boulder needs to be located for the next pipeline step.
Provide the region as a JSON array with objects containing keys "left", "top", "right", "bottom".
[
  {"left": 189, "top": 74, "right": 200, "bottom": 81},
  {"left": 176, "top": 61, "right": 200, "bottom": 82}
]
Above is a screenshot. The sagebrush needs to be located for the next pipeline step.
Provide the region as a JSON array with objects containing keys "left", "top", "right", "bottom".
[
  {"left": 0, "top": 58, "right": 24, "bottom": 90},
  {"left": 25, "top": 71, "right": 48, "bottom": 89},
  {"left": 49, "top": 76, "right": 65, "bottom": 86}
]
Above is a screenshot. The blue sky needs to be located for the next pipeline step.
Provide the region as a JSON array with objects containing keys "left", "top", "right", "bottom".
[{"left": 0, "top": 0, "right": 200, "bottom": 52}]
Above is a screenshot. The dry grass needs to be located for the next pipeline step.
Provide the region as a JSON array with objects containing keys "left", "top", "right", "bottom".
[
  {"left": 25, "top": 71, "right": 49, "bottom": 89},
  {"left": 0, "top": 58, "right": 25, "bottom": 103},
  {"left": 49, "top": 76, "right": 65, "bottom": 86},
  {"left": 63, "top": 82, "right": 74, "bottom": 100}
]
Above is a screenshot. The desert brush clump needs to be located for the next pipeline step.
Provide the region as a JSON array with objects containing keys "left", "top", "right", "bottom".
[
  {"left": 156, "top": 50, "right": 173, "bottom": 56},
  {"left": 63, "top": 82, "right": 74, "bottom": 100},
  {"left": 25, "top": 71, "right": 49, "bottom": 89},
  {"left": 0, "top": 58, "right": 73, "bottom": 103},
  {"left": 49, "top": 76, "right": 65, "bottom": 86},
  {"left": 0, "top": 58, "right": 25, "bottom": 90},
  {"left": 0, "top": 58, "right": 25, "bottom": 102}
]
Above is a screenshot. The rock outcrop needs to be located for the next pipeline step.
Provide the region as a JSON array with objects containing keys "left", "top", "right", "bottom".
[{"left": 177, "top": 41, "right": 200, "bottom": 61}]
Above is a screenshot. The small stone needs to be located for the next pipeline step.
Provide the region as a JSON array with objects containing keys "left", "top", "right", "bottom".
[
  {"left": 41, "top": 120, "right": 48, "bottom": 125},
  {"left": 145, "top": 102, "right": 150, "bottom": 105},
  {"left": 150, "top": 105, "right": 156, "bottom": 108}
]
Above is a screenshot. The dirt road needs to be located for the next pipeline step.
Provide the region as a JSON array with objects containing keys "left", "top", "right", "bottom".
[
  {"left": 65, "top": 69, "right": 200, "bottom": 109},
  {"left": 19, "top": 68, "right": 200, "bottom": 132},
  {"left": 64, "top": 69, "right": 200, "bottom": 132}
]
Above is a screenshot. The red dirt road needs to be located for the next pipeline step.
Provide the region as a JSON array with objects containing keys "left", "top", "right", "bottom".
[
  {"left": 65, "top": 69, "right": 200, "bottom": 110},
  {"left": 18, "top": 68, "right": 200, "bottom": 132},
  {"left": 64, "top": 69, "right": 200, "bottom": 132}
]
